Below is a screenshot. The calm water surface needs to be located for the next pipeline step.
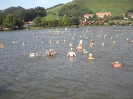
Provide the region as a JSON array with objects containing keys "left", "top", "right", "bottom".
[{"left": 0, "top": 26, "right": 133, "bottom": 99}]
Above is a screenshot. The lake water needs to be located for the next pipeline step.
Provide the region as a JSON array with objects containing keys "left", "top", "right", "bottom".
[{"left": 0, "top": 26, "right": 133, "bottom": 99}]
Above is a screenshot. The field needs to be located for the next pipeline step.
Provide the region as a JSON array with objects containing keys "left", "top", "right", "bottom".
[{"left": 74, "top": 0, "right": 133, "bottom": 15}]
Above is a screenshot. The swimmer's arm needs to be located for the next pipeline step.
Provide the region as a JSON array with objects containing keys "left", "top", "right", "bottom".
[
  {"left": 74, "top": 52, "right": 76, "bottom": 57},
  {"left": 53, "top": 50, "right": 56, "bottom": 54},
  {"left": 48, "top": 52, "right": 50, "bottom": 55},
  {"left": 67, "top": 52, "right": 70, "bottom": 57}
]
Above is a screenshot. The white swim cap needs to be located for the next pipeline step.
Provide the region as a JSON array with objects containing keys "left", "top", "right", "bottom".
[{"left": 79, "top": 40, "right": 83, "bottom": 44}]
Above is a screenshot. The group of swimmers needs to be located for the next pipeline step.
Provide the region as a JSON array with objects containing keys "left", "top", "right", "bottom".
[
  {"left": 28, "top": 39, "right": 122, "bottom": 68},
  {"left": 47, "top": 40, "right": 122, "bottom": 68},
  {"left": 48, "top": 40, "right": 95, "bottom": 60}
]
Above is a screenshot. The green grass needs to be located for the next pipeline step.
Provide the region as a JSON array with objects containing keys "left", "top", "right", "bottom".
[
  {"left": 74, "top": 0, "right": 133, "bottom": 15},
  {"left": 87, "top": 3, "right": 133, "bottom": 15},
  {"left": 45, "top": 5, "right": 63, "bottom": 20}
]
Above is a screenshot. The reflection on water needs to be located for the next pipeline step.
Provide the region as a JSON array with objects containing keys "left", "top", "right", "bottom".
[{"left": 0, "top": 26, "right": 133, "bottom": 99}]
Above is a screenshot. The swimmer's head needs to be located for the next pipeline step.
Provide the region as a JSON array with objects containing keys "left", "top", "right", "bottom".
[
  {"left": 89, "top": 53, "right": 92, "bottom": 57},
  {"left": 49, "top": 49, "right": 52, "bottom": 52},
  {"left": 70, "top": 48, "right": 73, "bottom": 51}
]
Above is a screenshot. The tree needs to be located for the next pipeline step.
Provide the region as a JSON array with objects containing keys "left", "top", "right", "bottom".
[
  {"left": 61, "top": 15, "right": 71, "bottom": 27},
  {"left": 34, "top": 17, "right": 42, "bottom": 26},
  {"left": 42, "top": 18, "right": 58, "bottom": 27},
  {"left": 47, "top": 20, "right": 53, "bottom": 27},
  {"left": 46, "top": 19, "right": 58, "bottom": 27},
  {"left": 71, "top": 17, "right": 80, "bottom": 25},
  {"left": 34, "top": 7, "right": 47, "bottom": 17},
  {"left": 3, "top": 6, "right": 24, "bottom": 15},
  {"left": 52, "top": 19, "right": 59, "bottom": 27},
  {"left": 109, "top": 21, "right": 116, "bottom": 25},
  {"left": 15, "top": 18, "right": 24, "bottom": 28},
  {"left": 59, "top": 4, "right": 93, "bottom": 18},
  {"left": 12, "top": 7, "right": 46, "bottom": 22},
  {"left": 125, "top": 8, "right": 133, "bottom": 18},
  {"left": 0, "top": 11, "right": 5, "bottom": 25},
  {"left": 3, "top": 15, "right": 16, "bottom": 28},
  {"left": 42, "top": 18, "right": 48, "bottom": 27}
]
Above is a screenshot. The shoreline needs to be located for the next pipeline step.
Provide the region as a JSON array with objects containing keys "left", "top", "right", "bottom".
[{"left": 0, "top": 25, "right": 133, "bottom": 31}]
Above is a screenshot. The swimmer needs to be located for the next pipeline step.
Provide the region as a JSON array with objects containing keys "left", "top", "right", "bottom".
[
  {"left": 112, "top": 62, "right": 122, "bottom": 68},
  {"left": 49, "top": 40, "right": 52, "bottom": 44},
  {"left": 72, "top": 36, "right": 75, "bottom": 40},
  {"left": 77, "top": 44, "right": 84, "bottom": 50},
  {"left": 89, "top": 43, "right": 94, "bottom": 48},
  {"left": 69, "top": 42, "right": 72, "bottom": 46},
  {"left": 79, "top": 40, "right": 84, "bottom": 46},
  {"left": 48, "top": 49, "right": 56, "bottom": 56},
  {"left": 113, "top": 41, "right": 116, "bottom": 44},
  {"left": 83, "top": 49, "right": 88, "bottom": 53},
  {"left": 29, "top": 53, "right": 37, "bottom": 57},
  {"left": 22, "top": 42, "right": 26, "bottom": 45},
  {"left": 102, "top": 43, "right": 105, "bottom": 47},
  {"left": 86, "top": 37, "right": 88, "bottom": 40},
  {"left": 77, "top": 44, "right": 83, "bottom": 50},
  {"left": 126, "top": 38, "right": 129, "bottom": 42},
  {"left": 79, "top": 40, "right": 83, "bottom": 45},
  {"left": 67, "top": 48, "right": 76, "bottom": 57},
  {"left": 0, "top": 44, "right": 4, "bottom": 48},
  {"left": 88, "top": 53, "right": 94, "bottom": 60},
  {"left": 90, "top": 39, "right": 94, "bottom": 42},
  {"left": 56, "top": 40, "right": 59, "bottom": 44}
]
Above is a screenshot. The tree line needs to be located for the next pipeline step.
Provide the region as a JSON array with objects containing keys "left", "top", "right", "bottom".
[
  {"left": 0, "top": 6, "right": 46, "bottom": 29},
  {"left": 34, "top": 4, "right": 91, "bottom": 27},
  {"left": 0, "top": 4, "right": 133, "bottom": 30},
  {"left": 34, "top": 15, "right": 80, "bottom": 28},
  {"left": 58, "top": 4, "right": 93, "bottom": 18}
]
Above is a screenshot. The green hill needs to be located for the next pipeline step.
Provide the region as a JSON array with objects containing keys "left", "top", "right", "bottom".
[
  {"left": 74, "top": 0, "right": 133, "bottom": 15},
  {"left": 45, "top": 4, "right": 64, "bottom": 20},
  {"left": 46, "top": 0, "right": 133, "bottom": 19}
]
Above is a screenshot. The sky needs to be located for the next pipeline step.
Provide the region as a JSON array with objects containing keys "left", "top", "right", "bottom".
[{"left": 0, "top": 0, "right": 73, "bottom": 10}]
